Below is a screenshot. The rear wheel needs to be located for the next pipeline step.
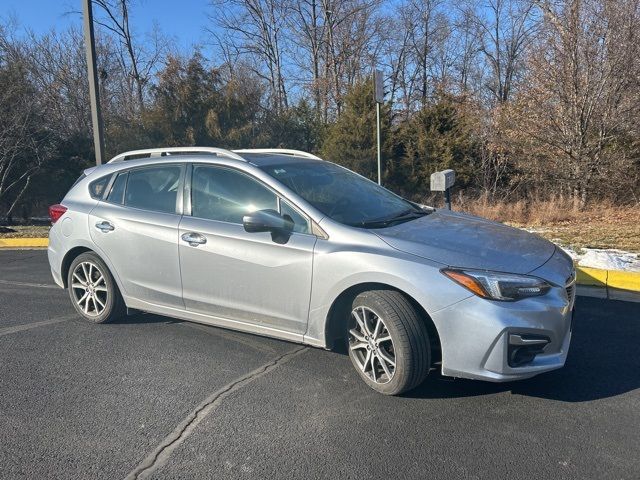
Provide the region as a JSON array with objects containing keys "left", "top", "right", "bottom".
[
  {"left": 67, "top": 252, "right": 125, "bottom": 324},
  {"left": 347, "top": 290, "right": 431, "bottom": 395}
]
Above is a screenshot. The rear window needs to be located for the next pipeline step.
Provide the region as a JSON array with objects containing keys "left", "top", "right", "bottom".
[{"left": 89, "top": 175, "right": 111, "bottom": 200}]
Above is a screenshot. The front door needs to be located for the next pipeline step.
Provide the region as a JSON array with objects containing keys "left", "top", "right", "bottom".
[{"left": 178, "top": 164, "right": 315, "bottom": 335}]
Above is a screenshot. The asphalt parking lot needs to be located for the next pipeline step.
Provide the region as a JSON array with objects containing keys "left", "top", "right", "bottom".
[{"left": 1, "top": 250, "right": 639, "bottom": 480}]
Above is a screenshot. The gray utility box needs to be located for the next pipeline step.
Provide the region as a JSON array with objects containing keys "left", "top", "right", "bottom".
[{"left": 430, "top": 169, "right": 455, "bottom": 192}]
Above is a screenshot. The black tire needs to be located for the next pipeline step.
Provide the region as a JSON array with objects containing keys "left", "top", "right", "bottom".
[
  {"left": 347, "top": 290, "right": 431, "bottom": 395},
  {"left": 67, "top": 252, "right": 126, "bottom": 324}
]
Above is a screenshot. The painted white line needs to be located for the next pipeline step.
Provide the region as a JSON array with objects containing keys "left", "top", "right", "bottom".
[
  {"left": 0, "top": 279, "right": 60, "bottom": 290},
  {"left": 0, "top": 315, "right": 76, "bottom": 337},
  {"left": 124, "top": 346, "right": 308, "bottom": 480}
]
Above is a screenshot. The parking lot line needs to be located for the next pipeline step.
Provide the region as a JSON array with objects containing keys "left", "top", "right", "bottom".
[
  {"left": 0, "top": 314, "right": 76, "bottom": 337},
  {"left": 124, "top": 346, "right": 308, "bottom": 480},
  {"left": 0, "top": 279, "right": 59, "bottom": 289}
]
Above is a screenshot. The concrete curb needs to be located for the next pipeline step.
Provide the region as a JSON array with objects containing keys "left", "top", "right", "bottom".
[
  {"left": 576, "top": 266, "right": 640, "bottom": 302},
  {"left": 576, "top": 266, "right": 640, "bottom": 292}
]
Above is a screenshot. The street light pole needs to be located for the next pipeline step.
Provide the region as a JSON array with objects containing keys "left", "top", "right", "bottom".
[
  {"left": 373, "top": 69, "right": 384, "bottom": 185},
  {"left": 376, "top": 101, "right": 381, "bottom": 185},
  {"left": 82, "top": 0, "right": 106, "bottom": 165}
]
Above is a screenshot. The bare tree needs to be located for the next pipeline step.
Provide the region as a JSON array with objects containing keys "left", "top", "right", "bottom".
[
  {"left": 287, "top": 0, "right": 326, "bottom": 114},
  {"left": 450, "top": 1, "right": 483, "bottom": 95},
  {"left": 317, "top": 0, "right": 382, "bottom": 117},
  {"left": 92, "top": 0, "right": 167, "bottom": 114},
  {"left": 0, "top": 42, "right": 51, "bottom": 220},
  {"left": 208, "top": 0, "right": 289, "bottom": 112},
  {"left": 475, "top": 0, "right": 539, "bottom": 104},
  {"left": 507, "top": 0, "right": 640, "bottom": 205}
]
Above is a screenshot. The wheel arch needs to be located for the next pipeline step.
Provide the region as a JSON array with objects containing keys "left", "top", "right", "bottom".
[
  {"left": 60, "top": 246, "right": 125, "bottom": 298},
  {"left": 323, "top": 282, "right": 441, "bottom": 363},
  {"left": 61, "top": 247, "right": 93, "bottom": 288}
]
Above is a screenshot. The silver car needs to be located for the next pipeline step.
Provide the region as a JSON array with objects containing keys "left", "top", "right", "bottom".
[{"left": 48, "top": 147, "right": 576, "bottom": 395}]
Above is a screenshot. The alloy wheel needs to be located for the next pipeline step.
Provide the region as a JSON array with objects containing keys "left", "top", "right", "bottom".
[
  {"left": 348, "top": 306, "right": 396, "bottom": 384},
  {"left": 71, "top": 261, "right": 108, "bottom": 317}
]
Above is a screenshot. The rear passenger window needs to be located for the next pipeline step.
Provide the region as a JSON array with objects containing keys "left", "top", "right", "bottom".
[
  {"left": 107, "top": 172, "right": 128, "bottom": 205},
  {"left": 125, "top": 165, "right": 181, "bottom": 214},
  {"left": 89, "top": 175, "right": 111, "bottom": 200}
]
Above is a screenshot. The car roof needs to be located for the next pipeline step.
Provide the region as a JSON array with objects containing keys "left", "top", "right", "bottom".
[
  {"left": 106, "top": 147, "right": 323, "bottom": 167},
  {"left": 239, "top": 152, "right": 318, "bottom": 167}
]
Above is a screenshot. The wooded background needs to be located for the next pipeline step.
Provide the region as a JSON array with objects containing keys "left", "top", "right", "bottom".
[{"left": 1, "top": 0, "right": 639, "bottom": 221}]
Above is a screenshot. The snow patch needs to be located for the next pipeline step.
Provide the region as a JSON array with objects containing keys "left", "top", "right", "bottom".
[
  {"left": 577, "top": 249, "right": 640, "bottom": 272},
  {"left": 558, "top": 246, "right": 640, "bottom": 272},
  {"left": 516, "top": 226, "right": 640, "bottom": 271}
]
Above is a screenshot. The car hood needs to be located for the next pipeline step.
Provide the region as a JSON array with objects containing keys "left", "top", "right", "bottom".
[{"left": 373, "top": 209, "right": 556, "bottom": 274}]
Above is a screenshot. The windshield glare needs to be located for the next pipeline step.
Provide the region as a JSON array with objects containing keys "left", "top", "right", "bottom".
[{"left": 259, "top": 161, "right": 420, "bottom": 227}]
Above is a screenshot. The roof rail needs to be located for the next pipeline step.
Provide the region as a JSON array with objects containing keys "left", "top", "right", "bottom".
[
  {"left": 232, "top": 149, "right": 323, "bottom": 161},
  {"left": 107, "top": 147, "right": 246, "bottom": 164}
]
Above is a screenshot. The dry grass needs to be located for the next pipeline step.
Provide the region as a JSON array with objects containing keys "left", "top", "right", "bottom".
[
  {"left": 455, "top": 195, "right": 640, "bottom": 253},
  {"left": 0, "top": 225, "right": 50, "bottom": 238}
]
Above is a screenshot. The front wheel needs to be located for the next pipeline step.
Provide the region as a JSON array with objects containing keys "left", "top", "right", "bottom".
[
  {"left": 347, "top": 290, "right": 431, "bottom": 395},
  {"left": 67, "top": 252, "right": 125, "bottom": 324}
]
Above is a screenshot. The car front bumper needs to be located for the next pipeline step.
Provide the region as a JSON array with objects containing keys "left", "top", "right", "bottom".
[{"left": 431, "top": 279, "right": 575, "bottom": 382}]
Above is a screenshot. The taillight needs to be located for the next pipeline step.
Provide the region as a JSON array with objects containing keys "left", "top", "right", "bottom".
[{"left": 48, "top": 204, "right": 67, "bottom": 224}]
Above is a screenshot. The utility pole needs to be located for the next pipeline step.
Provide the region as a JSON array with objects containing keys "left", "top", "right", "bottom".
[
  {"left": 82, "top": 0, "right": 106, "bottom": 165},
  {"left": 373, "top": 70, "right": 384, "bottom": 185}
]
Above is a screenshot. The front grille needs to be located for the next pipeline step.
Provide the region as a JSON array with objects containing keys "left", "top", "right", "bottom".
[
  {"left": 566, "top": 283, "right": 575, "bottom": 299},
  {"left": 565, "top": 271, "right": 576, "bottom": 301}
]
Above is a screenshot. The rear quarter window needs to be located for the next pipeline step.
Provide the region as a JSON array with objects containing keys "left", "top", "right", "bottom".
[{"left": 89, "top": 175, "right": 112, "bottom": 200}]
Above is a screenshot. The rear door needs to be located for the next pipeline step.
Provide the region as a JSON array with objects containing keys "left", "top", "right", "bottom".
[
  {"left": 89, "top": 163, "right": 185, "bottom": 309},
  {"left": 178, "top": 164, "right": 316, "bottom": 336}
]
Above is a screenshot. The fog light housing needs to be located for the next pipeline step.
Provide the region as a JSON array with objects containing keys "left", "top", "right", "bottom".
[{"left": 508, "top": 334, "right": 550, "bottom": 367}]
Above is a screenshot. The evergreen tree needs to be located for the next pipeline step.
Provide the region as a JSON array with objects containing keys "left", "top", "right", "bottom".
[
  {"left": 390, "top": 95, "right": 480, "bottom": 200},
  {"left": 254, "top": 100, "right": 324, "bottom": 152},
  {"left": 320, "top": 81, "right": 391, "bottom": 182}
]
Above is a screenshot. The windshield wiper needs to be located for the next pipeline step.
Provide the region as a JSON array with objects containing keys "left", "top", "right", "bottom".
[{"left": 359, "top": 208, "right": 429, "bottom": 229}]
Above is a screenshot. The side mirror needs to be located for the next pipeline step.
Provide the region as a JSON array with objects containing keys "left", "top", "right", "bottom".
[{"left": 242, "top": 209, "right": 292, "bottom": 233}]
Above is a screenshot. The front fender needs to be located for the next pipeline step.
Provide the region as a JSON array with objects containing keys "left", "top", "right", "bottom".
[{"left": 304, "top": 241, "right": 472, "bottom": 347}]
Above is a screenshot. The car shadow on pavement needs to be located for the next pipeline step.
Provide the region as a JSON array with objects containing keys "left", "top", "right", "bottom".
[
  {"left": 406, "top": 297, "right": 640, "bottom": 403},
  {"left": 111, "top": 312, "right": 182, "bottom": 325}
]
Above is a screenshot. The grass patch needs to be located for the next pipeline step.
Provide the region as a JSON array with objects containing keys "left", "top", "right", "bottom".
[
  {"left": 0, "top": 225, "right": 51, "bottom": 238},
  {"left": 456, "top": 196, "right": 640, "bottom": 253},
  {"left": 508, "top": 220, "right": 640, "bottom": 253}
]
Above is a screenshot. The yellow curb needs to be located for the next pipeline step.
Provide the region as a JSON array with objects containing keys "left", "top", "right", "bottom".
[
  {"left": 575, "top": 266, "right": 640, "bottom": 292},
  {"left": 575, "top": 266, "right": 607, "bottom": 287},
  {"left": 607, "top": 270, "right": 640, "bottom": 291},
  {"left": 0, "top": 237, "right": 49, "bottom": 248}
]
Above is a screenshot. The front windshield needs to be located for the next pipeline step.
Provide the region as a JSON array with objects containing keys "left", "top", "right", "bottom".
[{"left": 259, "top": 161, "right": 425, "bottom": 227}]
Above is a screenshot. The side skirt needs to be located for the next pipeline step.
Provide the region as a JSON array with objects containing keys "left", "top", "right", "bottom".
[{"left": 124, "top": 295, "right": 306, "bottom": 344}]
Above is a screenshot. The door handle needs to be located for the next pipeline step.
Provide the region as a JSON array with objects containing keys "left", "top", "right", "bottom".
[
  {"left": 95, "top": 220, "right": 115, "bottom": 233},
  {"left": 181, "top": 232, "right": 207, "bottom": 247}
]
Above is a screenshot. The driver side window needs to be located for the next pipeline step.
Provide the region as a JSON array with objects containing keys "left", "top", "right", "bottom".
[{"left": 191, "top": 166, "right": 277, "bottom": 224}]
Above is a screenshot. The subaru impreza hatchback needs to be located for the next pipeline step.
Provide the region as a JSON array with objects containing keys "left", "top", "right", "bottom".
[{"left": 48, "top": 147, "right": 575, "bottom": 395}]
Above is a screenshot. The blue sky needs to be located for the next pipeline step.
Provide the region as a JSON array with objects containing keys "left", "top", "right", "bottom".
[{"left": 2, "top": 0, "right": 211, "bottom": 51}]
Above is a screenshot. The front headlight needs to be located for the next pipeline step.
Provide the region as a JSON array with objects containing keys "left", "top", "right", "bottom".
[{"left": 441, "top": 269, "right": 551, "bottom": 301}]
